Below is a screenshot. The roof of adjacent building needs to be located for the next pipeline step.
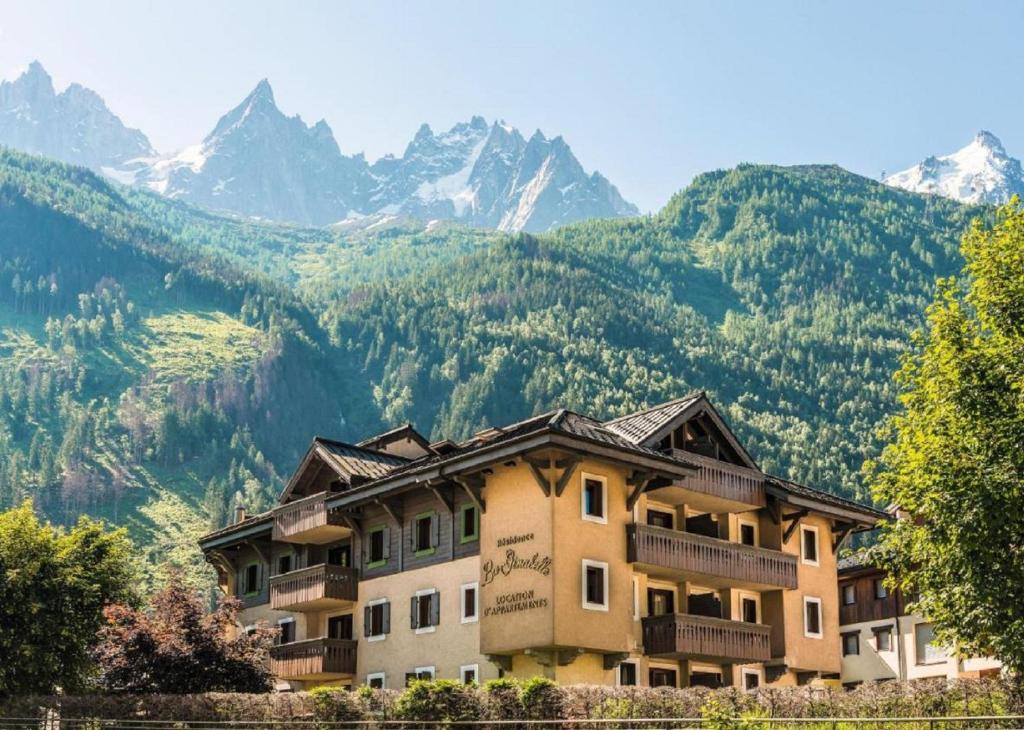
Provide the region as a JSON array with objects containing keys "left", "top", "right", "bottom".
[{"left": 766, "top": 477, "right": 890, "bottom": 521}]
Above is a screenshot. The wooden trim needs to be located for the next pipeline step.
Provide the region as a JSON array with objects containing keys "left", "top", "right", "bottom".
[
  {"left": 526, "top": 459, "right": 552, "bottom": 496},
  {"left": 554, "top": 457, "right": 581, "bottom": 497},
  {"left": 782, "top": 509, "right": 809, "bottom": 543},
  {"left": 455, "top": 476, "right": 486, "bottom": 514},
  {"left": 426, "top": 484, "right": 454, "bottom": 514}
]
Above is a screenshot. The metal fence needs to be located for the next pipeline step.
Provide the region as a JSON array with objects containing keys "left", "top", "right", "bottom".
[{"left": 2, "top": 718, "right": 1024, "bottom": 730}]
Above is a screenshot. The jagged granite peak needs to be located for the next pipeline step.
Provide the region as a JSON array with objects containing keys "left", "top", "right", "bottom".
[
  {"left": 0, "top": 66, "right": 637, "bottom": 231},
  {"left": 141, "top": 79, "right": 371, "bottom": 224},
  {"left": 884, "top": 130, "right": 1024, "bottom": 205},
  {"left": 0, "top": 61, "right": 153, "bottom": 170}
]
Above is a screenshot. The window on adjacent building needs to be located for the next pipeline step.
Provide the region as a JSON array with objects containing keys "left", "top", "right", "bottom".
[
  {"left": 742, "top": 670, "right": 761, "bottom": 691},
  {"left": 242, "top": 562, "right": 260, "bottom": 595},
  {"left": 649, "top": 668, "right": 677, "bottom": 688},
  {"left": 741, "top": 595, "right": 759, "bottom": 624},
  {"left": 842, "top": 632, "right": 860, "bottom": 656},
  {"left": 915, "top": 623, "right": 947, "bottom": 664},
  {"left": 277, "top": 553, "right": 292, "bottom": 575},
  {"left": 873, "top": 578, "right": 888, "bottom": 599},
  {"left": 582, "top": 559, "right": 608, "bottom": 610},
  {"left": 739, "top": 521, "right": 758, "bottom": 547},
  {"left": 277, "top": 618, "right": 295, "bottom": 644},
  {"left": 367, "top": 526, "right": 390, "bottom": 567},
  {"left": 328, "top": 544, "right": 351, "bottom": 567},
  {"left": 460, "top": 504, "right": 479, "bottom": 543},
  {"left": 365, "top": 599, "right": 391, "bottom": 640},
  {"left": 801, "top": 526, "right": 819, "bottom": 566},
  {"left": 367, "top": 672, "right": 386, "bottom": 689},
  {"left": 328, "top": 614, "right": 353, "bottom": 640},
  {"left": 874, "top": 626, "right": 893, "bottom": 652},
  {"left": 411, "top": 589, "right": 440, "bottom": 633},
  {"left": 648, "top": 588, "right": 675, "bottom": 616},
  {"left": 646, "top": 509, "right": 674, "bottom": 529},
  {"left": 412, "top": 512, "right": 438, "bottom": 555},
  {"left": 460, "top": 664, "right": 479, "bottom": 684},
  {"left": 804, "top": 596, "right": 823, "bottom": 638},
  {"left": 618, "top": 661, "right": 638, "bottom": 686},
  {"left": 842, "top": 583, "right": 856, "bottom": 605},
  {"left": 581, "top": 474, "right": 607, "bottom": 523},
  {"left": 461, "top": 582, "right": 479, "bottom": 623},
  {"left": 406, "top": 667, "right": 434, "bottom": 685}
]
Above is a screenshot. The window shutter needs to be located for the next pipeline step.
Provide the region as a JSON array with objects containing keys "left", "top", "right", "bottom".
[
  {"left": 430, "top": 591, "right": 441, "bottom": 626},
  {"left": 364, "top": 605, "right": 372, "bottom": 636},
  {"left": 382, "top": 528, "right": 391, "bottom": 559},
  {"left": 431, "top": 513, "right": 440, "bottom": 547},
  {"left": 410, "top": 595, "right": 419, "bottom": 629},
  {"left": 382, "top": 601, "right": 391, "bottom": 634},
  {"left": 235, "top": 568, "right": 243, "bottom": 597}
]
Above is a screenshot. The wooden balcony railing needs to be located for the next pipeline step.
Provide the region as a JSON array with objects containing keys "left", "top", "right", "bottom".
[
  {"left": 670, "top": 450, "right": 766, "bottom": 507},
  {"left": 642, "top": 613, "right": 771, "bottom": 663},
  {"left": 270, "top": 564, "right": 359, "bottom": 611},
  {"left": 628, "top": 524, "right": 797, "bottom": 589},
  {"left": 272, "top": 491, "right": 347, "bottom": 542},
  {"left": 270, "top": 638, "right": 357, "bottom": 679}
]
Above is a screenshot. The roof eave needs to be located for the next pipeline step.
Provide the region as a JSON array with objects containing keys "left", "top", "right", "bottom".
[{"left": 766, "top": 484, "right": 885, "bottom": 527}]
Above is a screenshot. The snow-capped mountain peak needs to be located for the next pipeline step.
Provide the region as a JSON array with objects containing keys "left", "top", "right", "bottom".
[{"left": 884, "top": 130, "right": 1024, "bottom": 205}]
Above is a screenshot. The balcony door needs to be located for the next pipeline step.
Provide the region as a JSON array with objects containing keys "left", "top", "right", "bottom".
[
  {"left": 328, "top": 613, "right": 354, "bottom": 640},
  {"left": 648, "top": 588, "right": 676, "bottom": 616}
]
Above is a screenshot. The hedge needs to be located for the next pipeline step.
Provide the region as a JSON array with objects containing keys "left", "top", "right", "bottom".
[{"left": 0, "top": 677, "right": 1018, "bottom": 723}]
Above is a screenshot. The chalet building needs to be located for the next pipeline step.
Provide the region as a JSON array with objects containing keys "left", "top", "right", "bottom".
[
  {"left": 837, "top": 552, "right": 1001, "bottom": 686},
  {"left": 199, "top": 392, "right": 885, "bottom": 691}
]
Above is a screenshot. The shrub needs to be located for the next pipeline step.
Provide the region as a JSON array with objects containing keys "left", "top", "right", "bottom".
[
  {"left": 395, "top": 679, "right": 483, "bottom": 722},
  {"left": 308, "top": 686, "right": 367, "bottom": 722},
  {"left": 519, "top": 677, "right": 564, "bottom": 720}
]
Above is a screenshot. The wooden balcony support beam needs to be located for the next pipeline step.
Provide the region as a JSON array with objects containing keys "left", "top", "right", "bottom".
[{"left": 782, "top": 508, "right": 809, "bottom": 543}]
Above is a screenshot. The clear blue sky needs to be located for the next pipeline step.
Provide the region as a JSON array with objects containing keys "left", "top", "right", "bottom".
[{"left": 1, "top": 0, "right": 1021, "bottom": 212}]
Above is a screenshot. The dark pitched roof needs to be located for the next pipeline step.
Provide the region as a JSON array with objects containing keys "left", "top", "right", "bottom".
[
  {"left": 198, "top": 510, "right": 272, "bottom": 547},
  {"left": 314, "top": 437, "right": 409, "bottom": 480},
  {"left": 603, "top": 392, "right": 703, "bottom": 443},
  {"left": 766, "top": 476, "right": 889, "bottom": 522},
  {"left": 323, "top": 409, "right": 700, "bottom": 507}
]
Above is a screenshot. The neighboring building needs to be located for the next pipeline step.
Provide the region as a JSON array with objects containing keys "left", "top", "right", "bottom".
[
  {"left": 199, "top": 392, "right": 885, "bottom": 691},
  {"left": 837, "top": 553, "right": 1002, "bottom": 685}
]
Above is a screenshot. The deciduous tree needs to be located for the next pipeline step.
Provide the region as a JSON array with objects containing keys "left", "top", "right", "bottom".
[
  {"left": 94, "top": 573, "right": 276, "bottom": 693},
  {"left": 0, "top": 502, "right": 136, "bottom": 696},
  {"left": 868, "top": 198, "right": 1024, "bottom": 678}
]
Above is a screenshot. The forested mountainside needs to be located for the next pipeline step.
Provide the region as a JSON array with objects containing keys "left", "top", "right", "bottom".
[
  {"left": 0, "top": 149, "right": 979, "bottom": 584},
  {"left": 326, "top": 164, "right": 976, "bottom": 500},
  {"left": 0, "top": 150, "right": 382, "bottom": 584}
]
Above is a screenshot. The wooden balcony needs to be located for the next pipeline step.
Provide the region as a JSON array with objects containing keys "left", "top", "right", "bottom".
[
  {"left": 272, "top": 491, "right": 349, "bottom": 544},
  {"left": 642, "top": 613, "right": 771, "bottom": 663},
  {"left": 628, "top": 523, "right": 797, "bottom": 590},
  {"left": 270, "top": 564, "right": 359, "bottom": 611},
  {"left": 668, "top": 450, "right": 766, "bottom": 509},
  {"left": 270, "top": 638, "right": 357, "bottom": 681}
]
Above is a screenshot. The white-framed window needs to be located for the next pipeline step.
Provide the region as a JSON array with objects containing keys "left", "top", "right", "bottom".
[
  {"left": 874, "top": 625, "right": 894, "bottom": 652},
  {"left": 738, "top": 518, "right": 758, "bottom": 547},
  {"left": 366, "top": 672, "right": 386, "bottom": 689},
  {"left": 841, "top": 583, "right": 856, "bottom": 605},
  {"left": 632, "top": 575, "right": 640, "bottom": 621},
  {"left": 277, "top": 616, "right": 295, "bottom": 644},
  {"left": 412, "top": 587, "right": 439, "bottom": 634},
  {"left": 412, "top": 665, "right": 435, "bottom": 683},
  {"left": 244, "top": 623, "right": 257, "bottom": 636},
  {"left": 803, "top": 596, "right": 823, "bottom": 639},
  {"left": 460, "top": 664, "right": 479, "bottom": 684},
  {"left": 800, "top": 525, "right": 820, "bottom": 566},
  {"left": 461, "top": 581, "right": 479, "bottom": 624},
  {"left": 915, "top": 622, "right": 947, "bottom": 665},
  {"left": 742, "top": 668, "right": 761, "bottom": 691},
  {"left": 582, "top": 559, "right": 609, "bottom": 611},
  {"left": 617, "top": 659, "right": 638, "bottom": 686},
  {"left": 365, "top": 597, "right": 390, "bottom": 642},
  {"left": 738, "top": 591, "right": 761, "bottom": 624},
  {"left": 842, "top": 631, "right": 860, "bottom": 656},
  {"left": 581, "top": 473, "right": 608, "bottom": 524}
]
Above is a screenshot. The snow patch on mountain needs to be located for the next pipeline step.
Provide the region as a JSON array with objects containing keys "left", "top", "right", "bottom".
[{"left": 884, "top": 131, "right": 1024, "bottom": 205}]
